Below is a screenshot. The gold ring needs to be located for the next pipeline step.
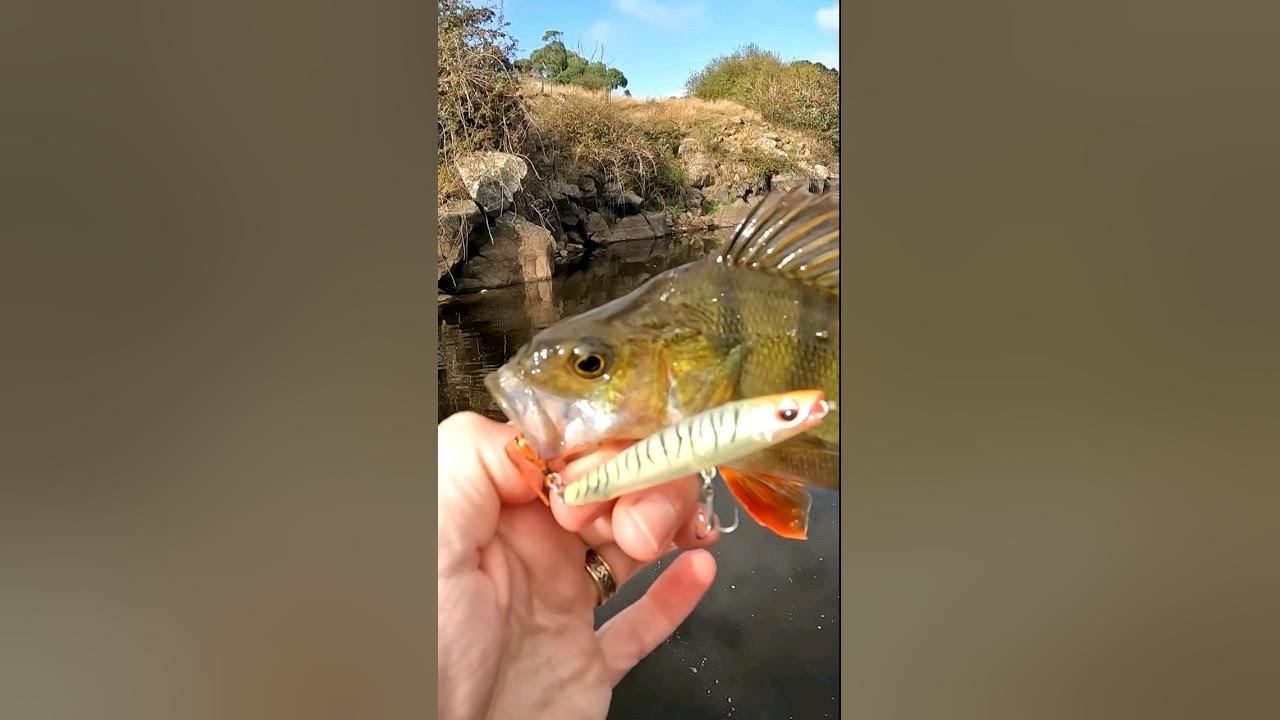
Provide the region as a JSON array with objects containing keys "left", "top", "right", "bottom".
[{"left": 584, "top": 548, "right": 617, "bottom": 607}]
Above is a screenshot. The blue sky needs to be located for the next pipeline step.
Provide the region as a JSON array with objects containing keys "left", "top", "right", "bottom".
[{"left": 498, "top": 0, "right": 839, "bottom": 99}]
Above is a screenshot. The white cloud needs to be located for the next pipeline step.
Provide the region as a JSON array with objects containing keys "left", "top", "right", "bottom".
[
  {"left": 813, "top": 48, "right": 839, "bottom": 69},
  {"left": 816, "top": 2, "right": 839, "bottom": 33},
  {"left": 610, "top": 0, "right": 706, "bottom": 30}
]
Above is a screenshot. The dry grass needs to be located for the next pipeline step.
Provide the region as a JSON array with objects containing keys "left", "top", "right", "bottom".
[
  {"left": 522, "top": 78, "right": 761, "bottom": 124},
  {"left": 527, "top": 88, "right": 688, "bottom": 207}
]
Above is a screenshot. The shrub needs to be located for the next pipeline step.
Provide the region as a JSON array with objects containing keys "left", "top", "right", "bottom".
[
  {"left": 686, "top": 44, "right": 839, "bottom": 153},
  {"left": 685, "top": 44, "right": 783, "bottom": 101},
  {"left": 533, "top": 93, "right": 687, "bottom": 207},
  {"left": 437, "top": 0, "right": 530, "bottom": 202}
]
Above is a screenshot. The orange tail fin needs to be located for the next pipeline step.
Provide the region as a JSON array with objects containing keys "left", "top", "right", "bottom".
[{"left": 719, "top": 468, "right": 813, "bottom": 540}]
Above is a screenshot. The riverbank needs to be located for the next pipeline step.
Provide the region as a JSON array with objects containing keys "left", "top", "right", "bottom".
[{"left": 437, "top": 82, "right": 839, "bottom": 294}]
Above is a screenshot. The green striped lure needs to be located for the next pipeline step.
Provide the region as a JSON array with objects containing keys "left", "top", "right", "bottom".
[{"left": 558, "top": 389, "right": 830, "bottom": 507}]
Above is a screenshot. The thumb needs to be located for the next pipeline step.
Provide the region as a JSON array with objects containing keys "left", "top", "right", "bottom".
[{"left": 437, "top": 412, "right": 540, "bottom": 572}]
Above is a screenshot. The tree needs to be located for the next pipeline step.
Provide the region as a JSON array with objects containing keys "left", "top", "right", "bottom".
[
  {"left": 529, "top": 40, "right": 568, "bottom": 79},
  {"left": 605, "top": 67, "right": 628, "bottom": 92},
  {"left": 524, "top": 30, "right": 630, "bottom": 95}
]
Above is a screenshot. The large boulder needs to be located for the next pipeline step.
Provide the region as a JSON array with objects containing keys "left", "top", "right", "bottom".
[
  {"left": 437, "top": 198, "right": 483, "bottom": 281},
  {"left": 584, "top": 211, "right": 614, "bottom": 244},
  {"left": 612, "top": 211, "right": 671, "bottom": 241},
  {"left": 449, "top": 212, "right": 554, "bottom": 291},
  {"left": 453, "top": 151, "right": 528, "bottom": 214}
]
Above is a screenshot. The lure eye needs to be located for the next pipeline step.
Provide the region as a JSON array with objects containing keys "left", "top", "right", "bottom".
[
  {"left": 776, "top": 399, "right": 800, "bottom": 423},
  {"left": 570, "top": 350, "right": 607, "bottom": 379}
]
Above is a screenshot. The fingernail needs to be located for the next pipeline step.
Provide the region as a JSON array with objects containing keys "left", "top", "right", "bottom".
[{"left": 628, "top": 493, "right": 677, "bottom": 553}]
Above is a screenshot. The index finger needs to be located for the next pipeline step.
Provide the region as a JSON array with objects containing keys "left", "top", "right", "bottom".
[{"left": 547, "top": 440, "right": 633, "bottom": 532}]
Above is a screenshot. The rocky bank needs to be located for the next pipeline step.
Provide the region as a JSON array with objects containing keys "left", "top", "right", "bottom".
[{"left": 438, "top": 95, "right": 839, "bottom": 293}]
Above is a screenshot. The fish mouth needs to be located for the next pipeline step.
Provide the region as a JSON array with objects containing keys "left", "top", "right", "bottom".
[{"left": 484, "top": 368, "right": 569, "bottom": 460}]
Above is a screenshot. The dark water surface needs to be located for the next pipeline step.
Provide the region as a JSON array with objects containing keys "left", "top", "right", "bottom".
[{"left": 439, "top": 236, "right": 839, "bottom": 719}]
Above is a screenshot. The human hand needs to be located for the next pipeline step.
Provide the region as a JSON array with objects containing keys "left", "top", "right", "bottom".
[{"left": 437, "top": 412, "right": 720, "bottom": 720}]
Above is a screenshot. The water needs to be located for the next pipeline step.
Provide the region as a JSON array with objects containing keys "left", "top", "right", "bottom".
[{"left": 439, "top": 235, "right": 840, "bottom": 719}]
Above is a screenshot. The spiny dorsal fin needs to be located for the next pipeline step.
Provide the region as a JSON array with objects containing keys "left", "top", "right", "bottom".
[{"left": 710, "top": 188, "right": 839, "bottom": 295}]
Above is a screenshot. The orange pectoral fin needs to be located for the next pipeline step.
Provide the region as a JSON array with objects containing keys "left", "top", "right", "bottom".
[{"left": 719, "top": 468, "right": 813, "bottom": 540}]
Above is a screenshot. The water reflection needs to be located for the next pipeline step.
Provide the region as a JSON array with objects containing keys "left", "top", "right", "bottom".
[{"left": 438, "top": 235, "right": 838, "bottom": 720}]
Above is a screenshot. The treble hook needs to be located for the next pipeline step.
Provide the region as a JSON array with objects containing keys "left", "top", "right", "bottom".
[{"left": 694, "top": 467, "right": 740, "bottom": 539}]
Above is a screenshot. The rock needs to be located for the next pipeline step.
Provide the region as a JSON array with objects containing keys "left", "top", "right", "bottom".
[
  {"left": 437, "top": 198, "right": 483, "bottom": 280},
  {"left": 678, "top": 137, "right": 702, "bottom": 157},
  {"left": 453, "top": 152, "right": 528, "bottom": 214},
  {"left": 755, "top": 137, "right": 779, "bottom": 151},
  {"left": 612, "top": 211, "right": 670, "bottom": 241},
  {"left": 602, "top": 180, "right": 624, "bottom": 198},
  {"left": 618, "top": 191, "right": 644, "bottom": 214},
  {"left": 771, "top": 172, "right": 812, "bottom": 193},
  {"left": 578, "top": 175, "right": 598, "bottom": 197},
  {"left": 684, "top": 188, "right": 704, "bottom": 214},
  {"left": 548, "top": 180, "right": 581, "bottom": 201},
  {"left": 585, "top": 211, "right": 614, "bottom": 243},
  {"left": 813, "top": 164, "right": 831, "bottom": 180},
  {"left": 684, "top": 159, "right": 716, "bottom": 189},
  {"left": 556, "top": 201, "right": 586, "bottom": 228},
  {"left": 707, "top": 199, "right": 753, "bottom": 229},
  {"left": 763, "top": 132, "right": 780, "bottom": 141},
  {"left": 708, "top": 186, "right": 734, "bottom": 205},
  {"left": 449, "top": 212, "right": 553, "bottom": 290}
]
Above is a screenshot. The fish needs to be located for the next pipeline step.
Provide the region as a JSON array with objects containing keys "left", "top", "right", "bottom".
[
  {"left": 560, "top": 390, "right": 830, "bottom": 509},
  {"left": 486, "top": 187, "right": 839, "bottom": 539}
]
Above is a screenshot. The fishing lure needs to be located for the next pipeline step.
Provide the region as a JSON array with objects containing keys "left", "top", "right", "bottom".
[
  {"left": 560, "top": 389, "right": 829, "bottom": 505},
  {"left": 504, "top": 390, "right": 830, "bottom": 538}
]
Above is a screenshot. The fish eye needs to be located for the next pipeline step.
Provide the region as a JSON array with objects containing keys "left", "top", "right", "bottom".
[
  {"left": 570, "top": 349, "right": 607, "bottom": 379},
  {"left": 776, "top": 399, "right": 800, "bottom": 423}
]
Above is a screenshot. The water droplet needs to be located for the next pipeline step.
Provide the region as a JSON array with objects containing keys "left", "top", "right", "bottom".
[
  {"left": 690, "top": 667, "right": 698, "bottom": 673},
  {"left": 817, "top": 624, "right": 823, "bottom": 629},
  {"left": 730, "top": 584, "right": 735, "bottom": 589},
  {"left": 815, "top": 330, "right": 829, "bottom": 340}
]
